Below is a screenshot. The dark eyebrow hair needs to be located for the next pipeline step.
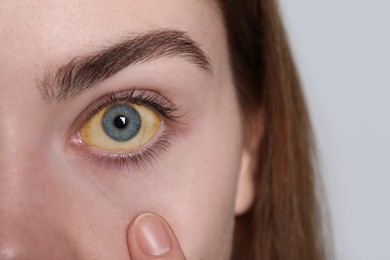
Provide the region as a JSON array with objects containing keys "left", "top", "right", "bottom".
[{"left": 39, "top": 29, "right": 212, "bottom": 102}]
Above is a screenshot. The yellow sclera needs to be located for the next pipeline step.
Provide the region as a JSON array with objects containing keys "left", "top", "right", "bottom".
[{"left": 80, "top": 103, "right": 161, "bottom": 152}]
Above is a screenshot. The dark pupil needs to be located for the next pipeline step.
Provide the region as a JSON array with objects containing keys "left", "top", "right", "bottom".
[{"left": 114, "top": 116, "right": 128, "bottom": 129}]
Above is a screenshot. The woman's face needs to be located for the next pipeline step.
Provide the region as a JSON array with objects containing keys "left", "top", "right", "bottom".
[{"left": 0, "top": 0, "right": 255, "bottom": 259}]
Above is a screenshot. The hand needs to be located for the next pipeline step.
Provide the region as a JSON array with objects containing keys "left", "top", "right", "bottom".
[{"left": 127, "top": 213, "right": 187, "bottom": 260}]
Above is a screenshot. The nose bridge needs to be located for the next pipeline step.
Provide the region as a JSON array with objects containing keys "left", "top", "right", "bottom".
[
  {"left": 0, "top": 146, "right": 47, "bottom": 257},
  {"left": 0, "top": 77, "right": 47, "bottom": 175},
  {"left": 0, "top": 141, "right": 46, "bottom": 207},
  {"left": 0, "top": 95, "right": 43, "bottom": 201},
  {"left": 0, "top": 110, "right": 75, "bottom": 259}
]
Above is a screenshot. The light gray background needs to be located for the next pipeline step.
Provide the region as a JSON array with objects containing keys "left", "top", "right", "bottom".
[{"left": 279, "top": 0, "right": 390, "bottom": 259}]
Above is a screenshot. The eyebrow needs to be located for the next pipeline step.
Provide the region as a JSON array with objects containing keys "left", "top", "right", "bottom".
[{"left": 39, "top": 29, "right": 212, "bottom": 102}]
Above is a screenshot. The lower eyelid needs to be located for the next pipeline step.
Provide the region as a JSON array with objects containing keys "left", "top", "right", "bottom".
[{"left": 69, "top": 128, "right": 176, "bottom": 170}]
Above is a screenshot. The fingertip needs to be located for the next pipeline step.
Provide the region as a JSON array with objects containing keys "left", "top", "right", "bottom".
[
  {"left": 127, "top": 213, "right": 186, "bottom": 259},
  {"left": 133, "top": 213, "right": 172, "bottom": 256}
]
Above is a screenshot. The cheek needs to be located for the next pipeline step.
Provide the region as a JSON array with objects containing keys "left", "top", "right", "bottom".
[
  {"left": 0, "top": 158, "right": 133, "bottom": 259},
  {"left": 157, "top": 84, "right": 244, "bottom": 258},
  {"left": 169, "top": 133, "right": 243, "bottom": 258}
]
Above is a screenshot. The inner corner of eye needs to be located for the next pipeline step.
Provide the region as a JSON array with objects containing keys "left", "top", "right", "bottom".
[{"left": 78, "top": 102, "right": 161, "bottom": 151}]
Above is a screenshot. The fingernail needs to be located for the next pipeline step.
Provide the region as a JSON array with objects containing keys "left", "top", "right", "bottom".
[{"left": 134, "top": 214, "right": 172, "bottom": 256}]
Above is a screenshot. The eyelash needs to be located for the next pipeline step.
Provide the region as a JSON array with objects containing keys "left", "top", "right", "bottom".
[
  {"left": 71, "top": 89, "right": 181, "bottom": 170},
  {"left": 83, "top": 89, "right": 181, "bottom": 123},
  {"left": 90, "top": 130, "right": 176, "bottom": 171}
]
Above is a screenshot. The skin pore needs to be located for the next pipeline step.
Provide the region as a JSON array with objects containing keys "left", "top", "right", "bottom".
[{"left": 0, "top": 0, "right": 259, "bottom": 259}]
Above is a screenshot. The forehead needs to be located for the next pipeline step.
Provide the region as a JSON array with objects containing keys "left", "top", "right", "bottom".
[{"left": 0, "top": 0, "right": 225, "bottom": 74}]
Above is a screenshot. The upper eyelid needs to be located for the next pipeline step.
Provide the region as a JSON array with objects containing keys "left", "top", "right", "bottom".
[{"left": 67, "top": 88, "right": 182, "bottom": 138}]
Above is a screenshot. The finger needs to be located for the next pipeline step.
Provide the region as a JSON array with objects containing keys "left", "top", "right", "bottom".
[{"left": 127, "top": 213, "right": 186, "bottom": 260}]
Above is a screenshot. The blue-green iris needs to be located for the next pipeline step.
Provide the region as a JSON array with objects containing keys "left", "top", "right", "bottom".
[{"left": 102, "top": 104, "right": 141, "bottom": 142}]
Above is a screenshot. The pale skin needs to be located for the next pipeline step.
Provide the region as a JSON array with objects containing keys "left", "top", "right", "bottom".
[{"left": 0, "top": 0, "right": 261, "bottom": 259}]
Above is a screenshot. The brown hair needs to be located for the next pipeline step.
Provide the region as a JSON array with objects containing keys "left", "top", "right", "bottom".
[{"left": 216, "top": 0, "right": 327, "bottom": 259}]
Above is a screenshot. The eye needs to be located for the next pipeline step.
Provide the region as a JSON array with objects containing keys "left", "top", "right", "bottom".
[
  {"left": 70, "top": 89, "right": 181, "bottom": 169},
  {"left": 80, "top": 102, "right": 161, "bottom": 152}
]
